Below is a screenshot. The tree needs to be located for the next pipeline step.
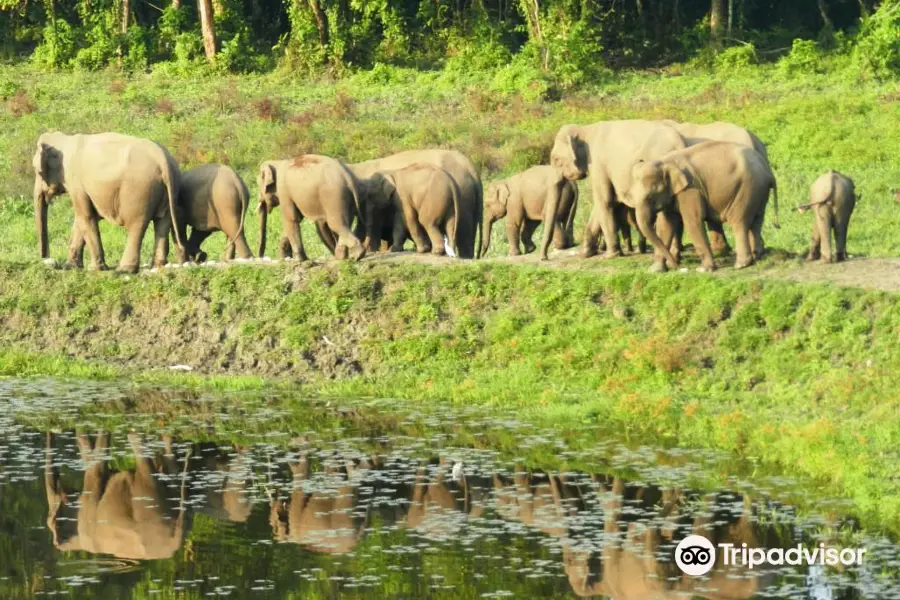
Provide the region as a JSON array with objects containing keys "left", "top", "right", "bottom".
[
  {"left": 198, "top": 0, "right": 216, "bottom": 61},
  {"left": 710, "top": 0, "right": 725, "bottom": 45}
]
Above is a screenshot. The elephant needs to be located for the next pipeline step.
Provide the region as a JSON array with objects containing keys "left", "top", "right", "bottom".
[
  {"left": 257, "top": 154, "right": 366, "bottom": 261},
  {"left": 799, "top": 170, "right": 857, "bottom": 263},
  {"left": 598, "top": 203, "right": 647, "bottom": 255},
  {"left": 44, "top": 431, "right": 190, "bottom": 560},
  {"left": 348, "top": 149, "right": 483, "bottom": 258},
  {"left": 549, "top": 120, "right": 686, "bottom": 266},
  {"left": 625, "top": 141, "right": 779, "bottom": 272},
  {"left": 32, "top": 131, "right": 185, "bottom": 273},
  {"left": 660, "top": 120, "right": 770, "bottom": 257},
  {"left": 481, "top": 165, "right": 578, "bottom": 259},
  {"left": 361, "top": 163, "right": 461, "bottom": 256},
  {"left": 194, "top": 443, "right": 254, "bottom": 523},
  {"left": 269, "top": 454, "right": 369, "bottom": 553},
  {"left": 176, "top": 164, "right": 252, "bottom": 263}
]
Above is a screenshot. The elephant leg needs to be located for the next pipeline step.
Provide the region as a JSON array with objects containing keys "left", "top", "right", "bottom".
[
  {"left": 117, "top": 219, "right": 150, "bottom": 273},
  {"left": 521, "top": 220, "right": 539, "bottom": 254},
  {"left": 807, "top": 219, "right": 821, "bottom": 261},
  {"left": 708, "top": 223, "right": 731, "bottom": 256},
  {"left": 67, "top": 220, "right": 86, "bottom": 268},
  {"left": 187, "top": 229, "right": 212, "bottom": 262},
  {"left": 283, "top": 215, "right": 308, "bottom": 262},
  {"left": 732, "top": 222, "right": 754, "bottom": 269},
  {"left": 749, "top": 211, "right": 765, "bottom": 261},
  {"left": 506, "top": 221, "right": 522, "bottom": 256},
  {"left": 551, "top": 218, "right": 568, "bottom": 250},
  {"left": 652, "top": 210, "right": 680, "bottom": 271},
  {"left": 402, "top": 206, "right": 429, "bottom": 254},
  {"left": 391, "top": 211, "right": 407, "bottom": 252},
  {"left": 327, "top": 216, "right": 366, "bottom": 261},
  {"left": 618, "top": 205, "right": 634, "bottom": 254},
  {"left": 594, "top": 177, "right": 620, "bottom": 259},
  {"left": 231, "top": 231, "right": 253, "bottom": 260},
  {"left": 315, "top": 222, "right": 338, "bottom": 254},
  {"left": 152, "top": 216, "right": 175, "bottom": 269},
  {"left": 834, "top": 215, "right": 849, "bottom": 262},
  {"left": 815, "top": 208, "right": 835, "bottom": 263},
  {"left": 76, "top": 213, "right": 108, "bottom": 271},
  {"left": 683, "top": 217, "right": 716, "bottom": 272},
  {"left": 278, "top": 236, "right": 292, "bottom": 260},
  {"left": 424, "top": 223, "right": 446, "bottom": 256}
]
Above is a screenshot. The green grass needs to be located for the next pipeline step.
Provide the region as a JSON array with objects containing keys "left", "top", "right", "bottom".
[{"left": 2, "top": 60, "right": 900, "bottom": 532}]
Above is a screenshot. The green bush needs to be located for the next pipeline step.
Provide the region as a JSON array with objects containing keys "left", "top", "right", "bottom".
[
  {"left": 489, "top": 54, "right": 552, "bottom": 102},
  {"left": 855, "top": 2, "right": 900, "bottom": 79},
  {"left": 777, "top": 39, "right": 823, "bottom": 76},
  {"left": 715, "top": 43, "right": 758, "bottom": 74},
  {"left": 31, "top": 20, "right": 77, "bottom": 68}
]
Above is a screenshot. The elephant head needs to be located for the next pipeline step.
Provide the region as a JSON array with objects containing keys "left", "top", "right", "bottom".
[
  {"left": 32, "top": 135, "right": 67, "bottom": 259},
  {"left": 361, "top": 172, "right": 397, "bottom": 251},
  {"left": 625, "top": 160, "right": 683, "bottom": 267},
  {"left": 480, "top": 181, "right": 510, "bottom": 256},
  {"left": 256, "top": 161, "right": 282, "bottom": 257},
  {"left": 550, "top": 126, "right": 588, "bottom": 182}
]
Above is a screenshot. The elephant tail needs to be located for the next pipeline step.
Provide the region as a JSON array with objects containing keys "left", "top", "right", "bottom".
[
  {"left": 770, "top": 176, "right": 780, "bottom": 229},
  {"left": 339, "top": 162, "right": 366, "bottom": 240},
  {"left": 161, "top": 151, "right": 186, "bottom": 253},
  {"left": 225, "top": 173, "right": 250, "bottom": 257}
]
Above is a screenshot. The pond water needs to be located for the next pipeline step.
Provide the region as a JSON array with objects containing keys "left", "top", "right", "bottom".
[{"left": 0, "top": 378, "right": 898, "bottom": 599}]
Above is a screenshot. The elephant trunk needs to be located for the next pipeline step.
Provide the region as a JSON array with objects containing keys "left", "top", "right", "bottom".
[
  {"left": 258, "top": 204, "right": 268, "bottom": 258},
  {"left": 636, "top": 203, "right": 678, "bottom": 268},
  {"left": 34, "top": 184, "right": 49, "bottom": 259},
  {"left": 480, "top": 214, "right": 494, "bottom": 257}
]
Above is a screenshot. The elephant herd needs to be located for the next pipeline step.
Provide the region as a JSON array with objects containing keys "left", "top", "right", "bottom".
[
  {"left": 31, "top": 120, "right": 857, "bottom": 274},
  {"left": 43, "top": 431, "right": 785, "bottom": 599}
]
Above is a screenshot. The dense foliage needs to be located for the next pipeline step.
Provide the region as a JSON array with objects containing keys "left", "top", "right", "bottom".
[{"left": 1, "top": 0, "right": 897, "bottom": 88}]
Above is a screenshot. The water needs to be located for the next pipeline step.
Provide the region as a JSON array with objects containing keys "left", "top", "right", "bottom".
[{"left": 0, "top": 379, "right": 898, "bottom": 599}]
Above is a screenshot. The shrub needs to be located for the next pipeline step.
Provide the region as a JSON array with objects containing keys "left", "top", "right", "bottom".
[
  {"left": 490, "top": 56, "right": 552, "bottom": 103},
  {"left": 715, "top": 43, "right": 758, "bottom": 74},
  {"left": 778, "top": 39, "right": 823, "bottom": 76},
  {"left": 855, "top": 2, "right": 900, "bottom": 79},
  {"left": 31, "top": 20, "right": 77, "bottom": 68}
]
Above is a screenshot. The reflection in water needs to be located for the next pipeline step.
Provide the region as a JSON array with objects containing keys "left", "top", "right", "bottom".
[{"left": 25, "top": 430, "right": 879, "bottom": 599}]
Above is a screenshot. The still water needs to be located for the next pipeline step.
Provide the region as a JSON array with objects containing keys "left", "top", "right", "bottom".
[{"left": 0, "top": 378, "right": 898, "bottom": 599}]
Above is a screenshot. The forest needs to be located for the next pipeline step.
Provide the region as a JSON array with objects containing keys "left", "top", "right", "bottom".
[{"left": 1, "top": 0, "right": 897, "bottom": 88}]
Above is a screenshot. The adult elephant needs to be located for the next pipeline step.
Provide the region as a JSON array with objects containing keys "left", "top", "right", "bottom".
[
  {"left": 660, "top": 120, "right": 770, "bottom": 257},
  {"left": 625, "top": 141, "right": 779, "bottom": 272},
  {"left": 44, "top": 432, "right": 191, "bottom": 560},
  {"left": 32, "top": 131, "right": 185, "bottom": 272},
  {"left": 549, "top": 120, "right": 685, "bottom": 268},
  {"left": 257, "top": 155, "right": 366, "bottom": 261},
  {"left": 348, "top": 149, "right": 482, "bottom": 259}
]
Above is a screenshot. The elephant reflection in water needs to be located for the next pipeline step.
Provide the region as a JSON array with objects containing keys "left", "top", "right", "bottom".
[
  {"left": 491, "top": 470, "right": 776, "bottom": 599},
  {"left": 404, "top": 458, "right": 489, "bottom": 539},
  {"left": 44, "top": 432, "right": 191, "bottom": 560},
  {"left": 269, "top": 453, "right": 371, "bottom": 553},
  {"left": 194, "top": 443, "right": 254, "bottom": 524}
]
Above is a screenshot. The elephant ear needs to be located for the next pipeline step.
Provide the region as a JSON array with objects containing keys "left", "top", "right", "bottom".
[
  {"left": 39, "top": 143, "right": 59, "bottom": 180},
  {"left": 497, "top": 183, "right": 511, "bottom": 207},
  {"left": 260, "top": 163, "right": 277, "bottom": 191},
  {"left": 565, "top": 134, "right": 579, "bottom": 163},
  {"left": 664, "top": 164, "right": 691, "bottom": 195}
]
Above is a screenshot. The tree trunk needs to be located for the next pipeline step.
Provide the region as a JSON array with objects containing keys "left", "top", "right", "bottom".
[
  {"left": 727, "top": 0, "right": 733, "bottom": 34},
  {"left": 198, "top": 0, "right": 217, "bottom": 61},
  {"left": 307, "top": 0, "right": 329, "bottom": 50},
  {"left": 172, "top": 0, "right": 180, "bottom": 8},
  {"left": 710, "top": 0, "right": 725, "bottom": 45},
  {"left": 817, "top": 0, "right": 834, "bottom": 31},
  {"left": 120, "top": 0, "right": 129, "bottom": 33}
]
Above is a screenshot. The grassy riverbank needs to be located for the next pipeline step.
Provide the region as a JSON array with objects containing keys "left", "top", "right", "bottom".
[{"left": 1, "top": 260, "right": 898, "bottom": 532}]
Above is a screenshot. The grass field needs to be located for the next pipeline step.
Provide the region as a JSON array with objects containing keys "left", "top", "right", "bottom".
[{"left": 2, "top": 60, "right": 900, "bottom": 532}]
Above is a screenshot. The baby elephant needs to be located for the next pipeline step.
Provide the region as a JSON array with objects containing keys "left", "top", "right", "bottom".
[
  {"left": 799, "top": 170, "right": 857, "bottom": 263},
  {"left": 177, "top": 164, "right": 252, "bottom": 262},
  {"left": 366, "top": 164, "right": 459, "bottom": 256},
  {"left": 482, "top": 165, "right": 578, "bottom": 259}
]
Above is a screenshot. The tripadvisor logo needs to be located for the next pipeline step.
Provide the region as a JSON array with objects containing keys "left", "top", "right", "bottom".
[{"left": 675, "top": 535, "right": 866, "bottom": 576}]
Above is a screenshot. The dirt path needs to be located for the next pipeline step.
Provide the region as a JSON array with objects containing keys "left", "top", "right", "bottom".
[{"left": 363, "top": 250, "right": 900, "bottom": 293}]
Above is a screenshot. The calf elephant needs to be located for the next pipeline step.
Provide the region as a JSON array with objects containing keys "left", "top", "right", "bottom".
[
  {"left": 44, "top": 431, "right": 190, "bottom": 559},
  {"left": 177, "top": 164, "right": 252, "bottom": 262},
  {"left": 549, "top": 120, "right": 686, "bottom": 265},
  {"left": 363, "top": 163, "right": 460, "bottom": 255},
  {"left": 32, "top": 131, "right": 185, "bottom": 272},
  {"left": 625, "top": 141, "right": 779, "bottom": 272},
  {"left": 799, "top": 170, "right": 857, "bottom": 263},
  {"left": 481, "top": 165, "right": 578, "bottom": 259},
  {"left": 349, "top": 149, "right": 482, "bottom": 258},
  {"left": 660, "top": 120, "right": 769, "bottom": 258},
  {"left": 257, "top": 155, "right": 366, "bottom": 261}
]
